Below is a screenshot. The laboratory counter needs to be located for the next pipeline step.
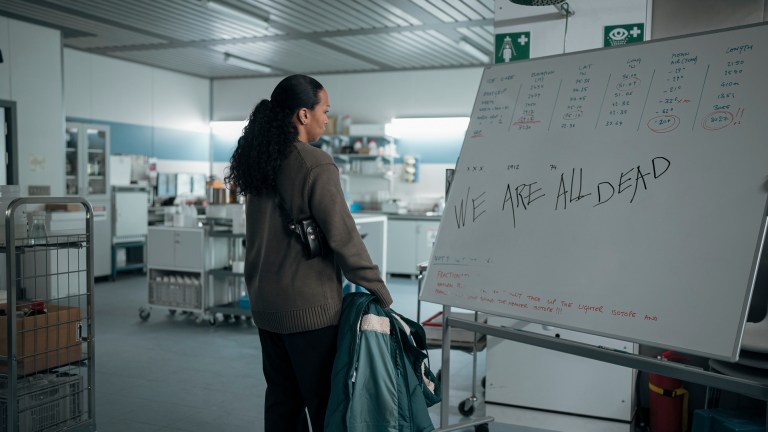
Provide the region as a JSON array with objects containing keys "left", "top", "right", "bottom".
[{"left": 354, "top": 211, "right": 443, "bottom": 222}]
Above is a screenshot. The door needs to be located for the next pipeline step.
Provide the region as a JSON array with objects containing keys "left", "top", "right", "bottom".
[
  {"left": 1, "top": 99, "right": 18, "bottom": 185},
  {"left": 173, "top": 229, "right": 204, "bottom": 270},
  {"left": 148, "top": 227, "right": 176, "bottom": 269},
  {"left": 415, "top": 221, "right": 439, "bottom": 267},
  {"left": 387, "top": 220, "right": 417, "bottom": 275}
]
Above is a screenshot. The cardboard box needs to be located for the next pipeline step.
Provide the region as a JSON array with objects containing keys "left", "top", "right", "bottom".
[
  {"left": 0, "top": 304, "right": 83, "bottom": 375},
  {"left": 44, "top": 204, "right": 82, "bottom": 212}
]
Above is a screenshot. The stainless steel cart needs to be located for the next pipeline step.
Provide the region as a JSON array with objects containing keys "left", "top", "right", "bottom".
[
  {"left": 1, "top": 197, "right": 95, "bottom": 431},
  {"left": 139, "top": 220, "right": 235, "bottom": 325}
]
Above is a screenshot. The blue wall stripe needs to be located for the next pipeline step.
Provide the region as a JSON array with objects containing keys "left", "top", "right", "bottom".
[
  {"left": 396, "top": 135, "right": 462, "bottom": 164},
  {"left": 66, "top": 117, "right": 465, "bottom": 165},
  {"left": 110, "top": 122, "right": 153, "bottom": 155},
  {"left": 153, "top": 128, "right": 209, "bottom": 161},
  {"left": 66, "top": 117, "right": 209, "bottom": 161},
  {"left": 212, "top": 134, "right": 237, "bottom": 162}
]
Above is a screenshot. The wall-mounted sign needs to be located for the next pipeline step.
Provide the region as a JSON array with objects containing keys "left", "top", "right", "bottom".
[
  {"left": 604, "top": 23, "right": 644, "bottom": 47},
  {"left": 495, "top": 32, "right": 531, "bottom": 63}
]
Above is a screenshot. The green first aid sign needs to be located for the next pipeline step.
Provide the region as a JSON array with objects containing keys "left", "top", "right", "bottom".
[
  {"left": 604, "top": 24, "right": 644, "bottom": 47},
  {"left": 495, "top": 32, "right": 531, "bottom": 63}
]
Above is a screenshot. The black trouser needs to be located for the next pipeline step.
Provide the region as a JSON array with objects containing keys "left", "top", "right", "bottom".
[{"left": 258, "top": 325, "right": 338, "bottom": 432}]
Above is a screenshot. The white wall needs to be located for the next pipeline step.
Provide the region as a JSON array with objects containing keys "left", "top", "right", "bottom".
[
  {"left": 652, "top": 0, "right": 766, "bottom": 39},
  {"left": 1, "top": 17, "right": 65, "bottom": 195},
  {"left": 64, "top": 48, "right": 210, "bottom": 131},
  {"left": 212, "top": 68, "right": 484, "bottom": 124},
  {"left": 495, "top": 0, "right": 651, "bottom": 57}
]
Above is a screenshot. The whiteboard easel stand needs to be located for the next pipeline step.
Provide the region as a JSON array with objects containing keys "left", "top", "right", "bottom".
[
  {"left": 437, "top": 305, "right": 495, "bottom": 431},
  {"left": 442, "top": 315, "right": 768, "bottom": 428}
]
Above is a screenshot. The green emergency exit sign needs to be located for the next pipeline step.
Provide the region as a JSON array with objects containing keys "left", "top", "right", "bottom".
[
  {"left": 604, "top": 24, "right": 644, "bottom": 47},
  {"left": 495, "top": 32, "right": 531, "bottom": 63}
]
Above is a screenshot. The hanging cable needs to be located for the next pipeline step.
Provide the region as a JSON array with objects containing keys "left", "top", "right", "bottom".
[
  {"left": 562, "top": 2, "right": 571, "bottom": 53},
  {"left": 559, "top": 2, "right": 571, "bottom": 54}
]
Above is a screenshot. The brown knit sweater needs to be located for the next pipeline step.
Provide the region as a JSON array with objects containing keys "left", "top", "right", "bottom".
[{"left": 244, "top": 142, "right": 393, "bottom": 333}]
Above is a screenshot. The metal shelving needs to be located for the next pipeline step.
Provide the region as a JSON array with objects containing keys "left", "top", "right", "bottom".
[
  {"left": 1, "top": 196, "right": 95, "bottom": 432},
  {"left": 206, "top": 230, "right": 252, "bottom": 325}
]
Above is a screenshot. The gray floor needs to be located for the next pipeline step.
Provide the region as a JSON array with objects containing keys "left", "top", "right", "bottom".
[{"left": 93, "top": 273, "right": 537, "bottom": 432}]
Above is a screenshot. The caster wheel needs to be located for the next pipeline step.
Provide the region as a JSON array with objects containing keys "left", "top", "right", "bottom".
[
  {"left": 475, "top": 423, "right": 489, "bottom": 432},
  {"left": 168, "top": 309, "right": 177, "bottom": 316},
  {"left": 458, "top": 398, "right": 475, "bottom": 417},
  {"left": 139, "top": 307, "right": 150, "bottom": 321},
  {"left": 208, "top": 316, "right": 217, "bottom": 326}
]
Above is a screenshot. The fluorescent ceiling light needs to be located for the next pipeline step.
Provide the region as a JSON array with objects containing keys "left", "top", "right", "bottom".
[
  {"left": 458, "top": 40, "right": 489, "bottom": 64},
  {"left": 223, "top": 53, "right": 272, "bottom": 73},
  {"left": 204, "top": 0, "right": 269, "bottom": 29},
  {"left": 386, "top": 117, "right": 470, "bottom": 138},
  {"left": 508, "top": 0, "right": 564, "bottom": 5}
]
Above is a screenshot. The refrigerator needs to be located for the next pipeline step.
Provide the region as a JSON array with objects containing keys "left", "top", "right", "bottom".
[{"left": 65, "top": 122, "right": 112, "bottom": 278}]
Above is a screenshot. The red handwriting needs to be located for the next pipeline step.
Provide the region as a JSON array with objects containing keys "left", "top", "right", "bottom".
[
  {"left": 611, "top": 309, "right": 638, "bottom": 318},
  {"left": 428, "top": 278, "right": 661, "bottom": 323},
  {"left": 578, "top": 304, "right": 604, "bottom": 314}
]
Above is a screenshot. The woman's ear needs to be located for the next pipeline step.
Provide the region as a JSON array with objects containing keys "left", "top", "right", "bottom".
[{"left": 297, "top": 108, "right": 308, "bottom": 125}]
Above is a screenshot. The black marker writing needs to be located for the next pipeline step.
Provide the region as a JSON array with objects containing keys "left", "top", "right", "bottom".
[
  {"left": 555, "top": 168, "right": 592, "bottom": 210},
  {"left": 502, "top": 182, "right": 545, "bottom": 227},
  {"left": 454, "top": 187, "right": 488, "bottom": 229}
]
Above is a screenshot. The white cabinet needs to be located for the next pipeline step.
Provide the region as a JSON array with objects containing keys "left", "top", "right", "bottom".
[
  {"left": 415, "top": 221, "right": 439, "bottom": 265},
  {"left": 486, "top": 317, "right": 637, "bottom": 422},
  {"left": 147, "top": 227, "right": 221, "bottom": 271},
  {"left": 387, "top": 219, "right": 440, "bottom": 276},
  {"left": 353, "top": 214, "right": 387, "bottom": 276},
  {"left": 66, "top": 122, "right": 112, "bottom": 278}
]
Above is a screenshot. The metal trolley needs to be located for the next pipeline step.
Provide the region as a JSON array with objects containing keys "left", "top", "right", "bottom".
[{"left": 1, "top": 197, "right": 95, "bottom": 431}]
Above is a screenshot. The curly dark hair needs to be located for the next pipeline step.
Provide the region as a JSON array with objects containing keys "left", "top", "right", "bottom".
[{"left": 225, "top": 74, "right": 324, "bottom": 195}]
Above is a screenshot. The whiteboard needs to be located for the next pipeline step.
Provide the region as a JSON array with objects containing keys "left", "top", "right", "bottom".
[{"left": 421, "top": 23, "right": 768, "bottom": 361}]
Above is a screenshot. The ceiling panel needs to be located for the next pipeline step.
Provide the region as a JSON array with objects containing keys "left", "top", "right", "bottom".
[
  {"left": 0, "top": 0, "right": 494, "bottom": 79},
  {"left": 212, "top": 39, "right": 381, "bottom": 74}
]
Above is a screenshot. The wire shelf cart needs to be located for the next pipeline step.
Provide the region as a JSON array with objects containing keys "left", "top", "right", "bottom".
[
  {"left": 140, "top": 221, "right": 232, "bottom": 325},
  {"left": 1, "top": 197, "right": 95, "bottom": 432}
]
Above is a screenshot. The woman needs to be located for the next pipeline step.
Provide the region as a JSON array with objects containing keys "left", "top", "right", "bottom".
[{"left": 226, "top": 74, "right": 393, "bottom": 431}]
